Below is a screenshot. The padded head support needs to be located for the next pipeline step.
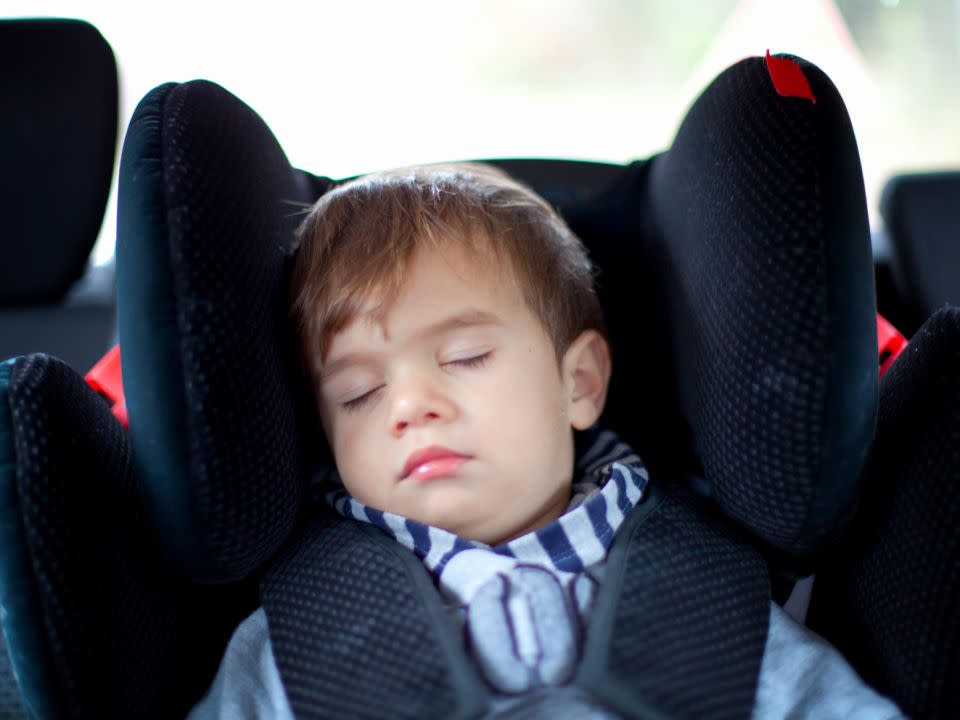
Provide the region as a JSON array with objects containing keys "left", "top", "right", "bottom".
[
  {"left": 117, "top": 81, "right": 327, "bottom": 583},
  {"left": 0, "top": 19, "right": 117, "bottom": 305},
  {"left": 808, "top": 306, "right": 960, "bottom": 718},
  {"left": 0, "top": 355, "right": 245, "bottom": 718},
  {"left": 548, "top": 55, "right": 875, "bottom": 558},
  {"left": 643, "top": 54, "right": 877, "bottom": 556},
  {"left": 117, "top": 54, "right": 875, "bottom": 583}
]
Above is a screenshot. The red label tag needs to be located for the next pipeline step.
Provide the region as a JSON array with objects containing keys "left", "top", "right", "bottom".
[
  {"left": 85, "top": 344, "right": 128, "bottom": 428},
  {"left": 765, "top": 50, "right": 816, "bottom": 104},
  {"left": 876, "top": 313, "right": 907, "bottom": 377}
]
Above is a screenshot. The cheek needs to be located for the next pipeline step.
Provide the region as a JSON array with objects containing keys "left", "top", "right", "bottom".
[
  {"left": 331, "top": 421, "right": 375, "bottom": 496},
  {"left": 480, "top": 353, "right": 566, "bottom": 430}
]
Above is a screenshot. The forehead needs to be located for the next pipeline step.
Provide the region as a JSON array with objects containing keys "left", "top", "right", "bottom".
[{"left": 322, "top": 244, "right": 526, "bottom": 357}]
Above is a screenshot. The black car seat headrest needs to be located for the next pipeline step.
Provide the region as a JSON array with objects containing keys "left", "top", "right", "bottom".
[
  {"left": 0, "top": 19, "right": 117, "bottom": 305},
  {"left": 116, "top": 54, "right": 876, "bottom": 585},
  {"left": 881, "top": 171, "right": 960, "bottom": 335}
]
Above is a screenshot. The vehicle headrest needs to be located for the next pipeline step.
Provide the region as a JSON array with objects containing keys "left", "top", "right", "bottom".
[
  {"left": 0, "top": 19, "right": 118, "bottom": 305},
  {"left": 117, "top": 54, "right": 876, "bottom": 583},
  {"left": 881, "top": 171, "right": 960, "bottom": 332}
]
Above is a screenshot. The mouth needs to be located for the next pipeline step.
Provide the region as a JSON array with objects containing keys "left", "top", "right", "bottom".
[{"left": 401, "top": 445, "right": 472, "bottom": 481}]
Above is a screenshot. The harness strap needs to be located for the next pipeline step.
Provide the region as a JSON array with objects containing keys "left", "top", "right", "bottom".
[
  {"left": 260, "top": 509, "right": 488, "bottom": 720},
  {"left": 581, "top": 482, "right": 770, "bottom": 719},
  {"left": 263, "top": 482, "right": 770, "bottom": 719}
]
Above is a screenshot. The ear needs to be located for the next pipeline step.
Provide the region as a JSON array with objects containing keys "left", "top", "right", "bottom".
[{"left": 562, "top": 330, "right": 612, "bottom": 430}]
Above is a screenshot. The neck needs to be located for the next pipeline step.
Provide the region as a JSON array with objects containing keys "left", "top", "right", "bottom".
[{"left": 489, "top": 486, "right": 571, "bottom": 547}]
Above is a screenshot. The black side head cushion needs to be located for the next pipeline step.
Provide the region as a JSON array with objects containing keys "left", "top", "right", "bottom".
[
  {"left": 645, "top": 54, "right": 877, "bottom": 556},
  {"left": 0, "top": 355, "right": 244, "bottom": 719},
  {"left": 807, "top": 306, "right": 960, "bottom": 719},
  {"left": 563, "top": 54, "right": 876, "bottom": 558},
  {"left": 117, "top": 81, "right": 325, "bottom": 583}
]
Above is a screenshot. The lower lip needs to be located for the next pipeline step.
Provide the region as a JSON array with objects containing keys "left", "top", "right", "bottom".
[{"left": 407, "top": 456, "right": 470, "bottom": 481}]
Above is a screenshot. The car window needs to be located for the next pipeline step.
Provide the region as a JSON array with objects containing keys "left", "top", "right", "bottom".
[{"left": 9, "top": 0, "right": 960, "bottom": 265}]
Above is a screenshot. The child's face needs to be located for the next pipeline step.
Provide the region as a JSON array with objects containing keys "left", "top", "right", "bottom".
[{"left": 316, "top": 242, "right": 599, "bottom": 545}]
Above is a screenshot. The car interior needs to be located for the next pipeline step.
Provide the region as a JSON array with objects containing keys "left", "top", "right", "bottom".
[{"left": 1, "top": 15, "right": 958, "bottom": 720}]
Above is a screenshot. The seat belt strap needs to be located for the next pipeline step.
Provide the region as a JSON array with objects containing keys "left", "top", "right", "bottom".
[{"left": 579, "top": 481, "right": 770, "bottom": 719}]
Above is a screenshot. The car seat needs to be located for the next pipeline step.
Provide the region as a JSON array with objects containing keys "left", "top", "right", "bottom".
[
  {"left": 879, "top": 171, "right": 960, "bottom": 337},
  {"left": 0, "top": 18, "right": 119, "bottom": 372},
  {"left": 807, "top": 304, "right": 960, "bottom": 719},
  {"left": 0, "top": 53, "right": 952, "bottom": 718}
]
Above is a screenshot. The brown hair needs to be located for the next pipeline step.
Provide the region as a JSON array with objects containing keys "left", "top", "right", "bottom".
[{"left": 290, "top": 162, "right": 605, "bottom": 383}]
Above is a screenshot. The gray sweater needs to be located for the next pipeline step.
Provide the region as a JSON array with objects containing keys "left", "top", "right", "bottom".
[
  {"left": 190, "top": 601, "right": 905, "bottom": 719},
  {"left": 191, "top": 433, "right": 905, "bottom": 719}
]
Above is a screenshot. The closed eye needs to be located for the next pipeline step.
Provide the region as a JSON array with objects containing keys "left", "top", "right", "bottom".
[
  {"left": 341, "top": 386, "right": 383, "bottom": 412},
  {"left": 340, "top": 353, "right": 491, "bottom": 412},
  {"left": 444, "top": 351, "right": 492, "bottom": 369}
]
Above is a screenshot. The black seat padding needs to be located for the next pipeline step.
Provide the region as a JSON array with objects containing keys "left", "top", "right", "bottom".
[
  {"left": 0, "top": 19, "right": 121, "bottom": 714},
  {"left": 259, "top": 55, "right": 876, "bottom": 718},
  {"left": 881, "top": 171, "right": 960, "bottom": 336},
  {"left": 114, "top": 54, "right": 877, "bottom": 582},
  {"left": 122, "top": 52, "right": 874, "bottom": 715},
  {"left": 263, "top": 483, "right": 771, "bottom": 719},
  {"left": 808, "top": 306, "right": 960, "bottom": 719},
  {"left": 0, "top": 18, "right": 116, "bottom": 304},
  {"left": 569, "top": 54, "right": 877, "bottom": 558},
  {"left": 116, "top": 81, "right": 325, "bottom": 584},
  {"left": 0, "top": 355, "right": 255, "bottom": 719},
  {"left": 0, "top": 54, "right": 888, "bottom": 718}
]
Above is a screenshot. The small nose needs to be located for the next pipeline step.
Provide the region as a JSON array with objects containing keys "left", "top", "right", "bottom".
[{"left": 389, "top": 376, "right": 457, "bottom": 436}]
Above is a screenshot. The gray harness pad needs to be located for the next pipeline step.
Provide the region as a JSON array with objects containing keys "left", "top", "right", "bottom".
[{"left": 262, "top": 482, "right": 769, "bottom": 719}]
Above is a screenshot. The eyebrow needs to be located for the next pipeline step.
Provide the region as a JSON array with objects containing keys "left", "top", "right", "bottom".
[{"left": 320, "top": 308, "right": 504, "bottom": 381}]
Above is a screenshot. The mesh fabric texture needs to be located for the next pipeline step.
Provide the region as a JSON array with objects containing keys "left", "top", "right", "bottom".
[
  {"left": 581, "top": 484, "right": 770, "bottom": 719},
  {"left": 3, "top": 354, "right": 248, "bottom": 718},
  {"left": 108, "top": 54, "right": 876, "bottom": 716},
  {"left": 808, "top": 306, "right": 960, "bottom": 719},
  {"left": 0, "top": 638, "right": 28, "bottom": 719},
  {"left": 261, "top": 511, "right": 487, "bottom": 720},
  {"left": 117, "top": 80, "right": 325, "bottom": 582},
  {"left": 644, "top": 56, "right": 876, "bottom": 555},
  {"left": 265, "top": 481, "right": 770, "bottom": 719},
  {"left": 115, "top": 56, "right": 875, "bottom": 585}
]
